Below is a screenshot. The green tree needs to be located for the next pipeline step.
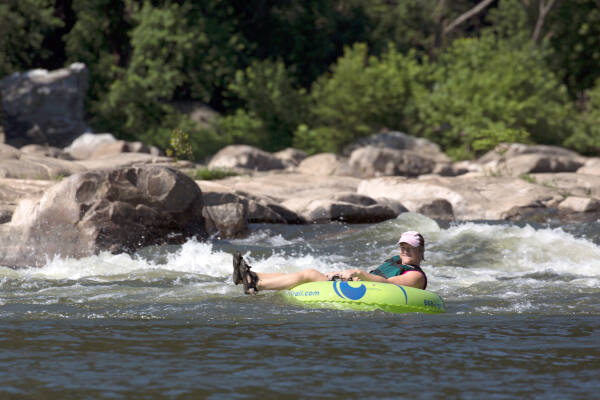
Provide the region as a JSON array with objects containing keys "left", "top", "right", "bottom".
[
  {"left": 547, "top": 0, "right": 600, "bottom": 97},
  {"left": 416, "top": 34, "right": 572, "bottom": 159},
  {"left": 366, "top": 0, "right": 506, "bottom": 57},
  {"left": 0, "top": 0, "right": 62, "bottom": 78},
  {"left": 485, "top": 0, "right": 600, "bottom": 98},
  {"left": 294, "top": 43, "right": 428, "bottom": 153},
  {"left": 219, "top": 59, "right": 308, "bottom": 150},
  {"left": 64, "top": 0, "right": 133, "bottom": 125},
  {"left": 94, "top": 1, "right": 246, "bottom": 153},
  {"left": 483, "top": 0, "right": 531, "bottom": 41},
  {"left": 229, "top": 0, "right": 370, "bottom": 88},
  {"left": 565, "top": 81, "right": 600, "bottom": 155}
]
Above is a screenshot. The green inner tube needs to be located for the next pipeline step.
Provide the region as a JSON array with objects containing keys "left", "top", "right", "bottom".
[{"left": 286, "top": 281, "right": 446, "bottom": 314}]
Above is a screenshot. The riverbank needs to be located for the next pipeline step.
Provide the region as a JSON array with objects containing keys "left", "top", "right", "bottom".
[{"left": 2, "top": 134, "right": 600, "bottom": 267}]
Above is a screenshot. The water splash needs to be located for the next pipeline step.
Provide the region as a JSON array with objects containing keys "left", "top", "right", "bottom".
[{"left": 1, "top": 216, "right": 598, "bottom": 315}]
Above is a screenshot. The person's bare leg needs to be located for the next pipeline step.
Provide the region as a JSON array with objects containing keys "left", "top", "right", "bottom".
[
  {"left": 256, "top": 269, "right": 328, "bottom": 291},
  {"left": 255, "top": 272, "right": 287, "bottom": 279}
]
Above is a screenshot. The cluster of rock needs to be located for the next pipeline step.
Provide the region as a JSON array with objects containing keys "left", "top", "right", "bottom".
[
  {"left": 0, "top": 63, "right": 90, "bottom": 148},
  {"left": 3, "top": 133, "right": 600, "bottom": 267},
  {"left": 204, "top": 139, "right": 600, "bottom": 223},
  {"left": 2, "top": 63, "right": 600, "bottom": 268}
]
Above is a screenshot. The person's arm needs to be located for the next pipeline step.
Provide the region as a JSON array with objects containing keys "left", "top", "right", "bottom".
[
  {"left": 387, "top": 271, "right": 425, "bottom": 289},
  {"left": 338, "top": 269, "right": 388, "bottom": 283},
  {"left": 339, "top": 269, "right": 425, "bottom": 289}
]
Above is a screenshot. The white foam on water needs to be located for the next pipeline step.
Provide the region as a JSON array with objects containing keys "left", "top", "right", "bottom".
[
  {"left": 234, "top": 230, "right": 295, "bottom": 247},
  {"left": 164, "top": 239, "right": 232, "bottom": 277},
  {"left": 429, "top": 222, "right": 600, "bottom": 281},
  {"left": 3, "top": 239, "right": 231, "bottom": 282},
  {"left": 240, "top": 252, "right": 347, "bottom": 275},
  {"left": 13, "top": 252, "right": 152, "bottom": 280},
  {"left": 1, "top": 217, "right": 597, "bottom": 315}
]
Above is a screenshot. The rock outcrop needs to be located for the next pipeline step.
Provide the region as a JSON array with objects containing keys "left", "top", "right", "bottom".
[
  {"left": 281, "top": 193, "right": 397, "bottom": 223},
  {"left": 295, "top": 153, "right": 351, "bottom": 176},
  {"left": 478, "top": 142, "right": 586, "bottom": 177},
  {"left": 273, "top": 148, "right": 308, "bottom": 167},
  {"left": 356, "top": 175, "right": 566, "bottom": 221},
  {"left": 0, "top": 166, "right": 207, "bottom": 267},
  {"left": 208, "top": 145, "right": 286, "bottom": 171},
  {"left": 478, "top": 143, "right": 584, "bottom": 163},
  {"left": 2, "top": 129, "right": 600, "bottom": 268},
  {"left": 342, "top": 131, "right": 450, "bottom": 163},
  {"left": 0, "top": 63, "right": 90, "bottom": 148},
  {"left": 65, "top": 133, "right": 118, "bottom": 159},
  {"left": 0, "top": 178, "right": 54, "bottom": 223},
  {"left": 0, "top": 143, "right": 87, "bottom": 179},
  {"left": 348, "top": 146, "right": 436, "bottom": 178}
]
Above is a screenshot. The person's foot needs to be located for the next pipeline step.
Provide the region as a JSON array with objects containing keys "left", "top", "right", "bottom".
[
  {"left": 233, "top": 252, "right": 243, "bottom": 285},
  {"left": 232, "top": 252, "right": 258, "bottom": 294}
]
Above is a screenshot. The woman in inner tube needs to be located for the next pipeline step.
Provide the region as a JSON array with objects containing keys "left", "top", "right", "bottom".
[{"left": 233, "top": 231, "right": 428, "bottom": 294}]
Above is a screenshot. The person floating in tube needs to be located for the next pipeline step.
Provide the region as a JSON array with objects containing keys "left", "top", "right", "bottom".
[{"left": 233, "top": 231, "right": 427, "bottom": 294}]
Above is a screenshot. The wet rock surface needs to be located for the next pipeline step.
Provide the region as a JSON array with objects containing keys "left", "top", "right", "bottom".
[
  {"left": 0, "top": 166, "right": 207, "bottom": 267},
  {"left": 1, "top": 133, "right": 600, "bottom": 266}
]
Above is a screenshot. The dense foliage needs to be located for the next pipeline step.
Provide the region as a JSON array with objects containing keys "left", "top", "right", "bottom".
[{"left": 2, "top": 0, "right": 600, "bottom": 159}]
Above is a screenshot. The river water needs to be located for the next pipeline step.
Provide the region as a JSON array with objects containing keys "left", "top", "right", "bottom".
[{"left": 1, "top": 213, "right": 598, "bottom": 399}]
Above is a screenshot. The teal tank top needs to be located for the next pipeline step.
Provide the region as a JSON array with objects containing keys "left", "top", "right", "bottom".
[{"left": 370, "top": 255, "right": 428, "bottom": 289}]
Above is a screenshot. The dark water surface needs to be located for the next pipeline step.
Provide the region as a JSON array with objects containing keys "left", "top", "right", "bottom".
[
  {"left": 1, "top": 214, "right": 599, "bottom": 398},
  {"left": 1, "top": 309, "right": 598, "bottom": 399}
]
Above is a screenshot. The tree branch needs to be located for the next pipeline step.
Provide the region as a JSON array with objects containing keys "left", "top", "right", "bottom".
[
  {"left": 443, "top": 0, "right": 496, "bottom": 35},
  {"left": 532, "top": 0, "right": 560, "bottom": 43}
]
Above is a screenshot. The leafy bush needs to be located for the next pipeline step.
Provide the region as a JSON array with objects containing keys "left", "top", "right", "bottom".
[
  {"left": 215, "top": 109, "right": 265, "bottom": 149},
  {"left": 218, "top": 59, "right": 308, "bottom": 151},
  {"left": 230, "top": 0, "right": 370, "bottom": 88},
  {"left": 547, "top": 0, "right": 600, "bottom": 97},
  {"left": 64, "top": 0, "right": 132, "bottom": 114},
  {"left": 294, "top": 43, "right": 428, "bottom": 154},
  {"left": 165, "top": 113, "right": 230, "bottom": 162},
  {"left": 192, "top": 167, "right": 238, "bottom": 181},
  {"left": 564, "top": 81, "right": 600, "bottom": 155},
  {"left": 0, "top": 0, "right": 62, "bottom": 77},
  {"left": 166, "top": 129, "right": 193, "bottom": 161},
  {"left": 91, "top": 1, "right": 244, "bottom": 150},
  {"left": 416, "top": 35, "right": 573, "bottom": 159}
]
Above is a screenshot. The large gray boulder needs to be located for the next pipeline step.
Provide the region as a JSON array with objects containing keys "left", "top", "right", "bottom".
[
  {"left": 88, "top": 140, "right": 163, "bottom": 159},
  {"left": 0, "top": 143, "right": 87, "bottom": 179},
  {"left": 529, "top": 173, "right": 600, "bottom": 199},
  {"left": 478, "top": 142, "right": 584, "bottom": 164},
  {"left": 0, "top": 178, "right": 54, "bottom": 223},
  {"left": 197, "top": 180, "right": 304, "bottom": 229},
  {"left": 20, "top": 144, "right": 73, "bottom": 160},
  {"left": 208, "top": 145, "right": 285, "bottom": 171},
  {"left": 342, "top": 131, "right": 450, "bottom": 163},
  {"left": 215, "top": 172, "right": 361, "bottom": 200},
  {"left": 0, "top": 63, "right": 90, "bottom": 148},
  {"left": 0, "top": 166, "right": 207, "bottom": 267},
  {"left": 349, "top": 146, "right": 436, "bottom": 178},
  {"left": 577, "top": 158, "right": 600, "bottom": 175},
  {"left": 281, "top": 195, "right": 397, "bottom": 223},
  {"left": 65, "top": 133, "right": 117, "bottom": 159},
  {"left": 295, "top": 153, "right": 351, "bottom": 176},
  {"left": 483, "top": 154, "right": 584, "bottom": 176},
  {"left": 558, "top": 196, "right": 600, "bottom": 213},
  {"left": 273, "top": 148, "right": 308, "bottom": 167},
  {"left": 357, "top": 176, "right": 564, "bottom": 221},
  {"left": 75, "top": 153, "right": 190, "bottom": 172}
]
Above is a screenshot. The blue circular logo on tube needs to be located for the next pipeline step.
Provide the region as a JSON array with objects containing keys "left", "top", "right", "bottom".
[{"left": 333, "top": 281, "right": 367, "bottom": 300}]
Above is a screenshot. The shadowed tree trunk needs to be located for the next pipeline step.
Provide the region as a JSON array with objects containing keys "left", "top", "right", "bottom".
[{"left": 531, "top": 0, "right": 560, "bottom": 43}]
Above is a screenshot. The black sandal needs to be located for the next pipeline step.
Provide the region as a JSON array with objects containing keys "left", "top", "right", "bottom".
[
  {"left": 232, "top": 252, "right": 259, "bottom": 294},
  {"left": 233, "top": 252, "right": 243, "bottom": 285}
]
